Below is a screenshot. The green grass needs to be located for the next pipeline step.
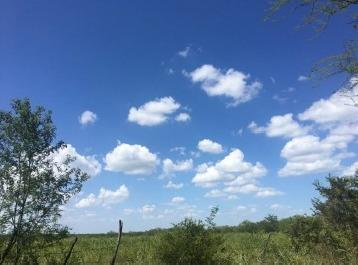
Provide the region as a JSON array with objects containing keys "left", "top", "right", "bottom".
[{"left": 27, "top": 231, "right": 356, "bottom": 264}]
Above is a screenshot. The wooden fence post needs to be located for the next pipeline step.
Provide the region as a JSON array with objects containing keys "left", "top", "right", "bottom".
[
  {"left": 63, "top": 237, "right": 78, "bottom": 265},
  {"left": 110, "top": 219, "right": 123, "bottom": 265}
]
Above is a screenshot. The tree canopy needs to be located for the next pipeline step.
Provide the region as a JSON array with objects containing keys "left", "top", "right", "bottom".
[{"left": 0, "top": 99, "right": 89, "bottom": 264}]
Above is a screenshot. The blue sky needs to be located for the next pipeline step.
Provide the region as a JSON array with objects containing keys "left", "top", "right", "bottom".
[{"left": 1, "top": 0, "right": 357, "bottom": 233}]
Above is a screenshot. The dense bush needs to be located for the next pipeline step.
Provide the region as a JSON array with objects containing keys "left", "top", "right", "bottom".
[
  {"left": 155, "top": 207, "right": 226, "bottom": 265},
  {"left": 313, "top": 171, "right": 358, "bottom": 247}
]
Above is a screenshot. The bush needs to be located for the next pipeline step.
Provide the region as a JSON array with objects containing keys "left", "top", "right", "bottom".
[{"left": 155, "top": 207, "right": 225, "bottom": 265}]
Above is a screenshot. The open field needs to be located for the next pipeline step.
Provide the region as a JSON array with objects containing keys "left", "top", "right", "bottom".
[{"left": 26, "top": 231, "right": 356, "bottom": 265}]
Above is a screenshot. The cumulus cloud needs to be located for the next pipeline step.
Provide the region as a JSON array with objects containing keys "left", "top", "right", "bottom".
[
  {"left": 104, "top": 142, "right": 159, "bottom": 175},
  {"left": 164, "top": 180, "right": 184, "bottom": 189},
  {"left": 277, "top": 84, "right": 358, "bottom": 177},
  {"left": 128, "top": 97, "right": 181, "bottom": 126},
  {"left": 188, "top": 64, "right": 262, "bottom": 106},
  {"left": 197, "top": 139, "right": 223, "bottom": 154},
  {"left": 75, "top": 185, "right": 129, "bottom": 208},
  {"left": 175, "top": 112, "right": 191, "bottom": 122},
  {"left": 192, "top": 149, "right": 280, "bottom": 197},
  {"left": 248, "top": 114, "right": 309, "bottom": 138},
  {"left": 79, "top": 110, "right": 97, "bottom": 125},
  {"left": 52, "top": 144, "right": 101, "bottom": 177},
  {"left": 171, "top": 196, "right": 185, "bottom": 204},
  {"left": 298, "top": 86, "right": 358, "bottom": 124},
  {"left": 278, "top": 135, "right": 347, "bottom": 176},
  {"left": 162, "top": 158, "right": 193, "bottom": 177}
]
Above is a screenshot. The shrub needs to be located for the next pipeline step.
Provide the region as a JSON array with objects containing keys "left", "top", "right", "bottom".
[{"left": 155, "top": 207, "right": 225, "bottom": 265}]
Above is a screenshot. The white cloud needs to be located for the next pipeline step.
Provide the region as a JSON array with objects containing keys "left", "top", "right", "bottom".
[
  {"left": 170, "top": 146, "right": 186, "bottom": 156},
  {"left": 188, "top": 64, "right": 262, "bottom": 106},
  {"left": 178, "top": 46, "right": 191, "bottom": 58},
  {"left": 237, "top": 205, "right": 257, "bottom": 213},
  {"left": 75, "top": 185, "right": 129, "bottom": 208},
  {"left": 278, "top": 135, "right": 343, "bottom": 176},
  {"left": 298, "top": 86, "right": 358, "bottom": 124},
  {"left": 175, "top": 112, "right": 191, "bottom": 122},
  {"left": 249, "top": 114, "right": 309, "bottom": 138},
  {"left": 162, "top": 158, "right": 193, "bottom": 177},
  {"left": 128, "top": 97, "right": 181, "bottom": 126},
  {"left": 79, "top": 110, "right": 97, "bottom": 125},
  {"left": 197, "top": 139, "right": 223, "bottom": 154},
  {"left": 193, "top": 149, "right": 267, "bottom": 185},
  {"left": 342, "top": 161, "right": 358, "bottom": 176},
  {"left": 272, "top": 94, "right": 288, "bottom": 104},
  {"left": 204, "top": 189, "right": 227, "bottom": 198},
  {"left": 140, "top": 204, "right": 156, "bottom": 214},
  {"left": 53, "top": 144, "right": 101, "bottom": 177},
  {"left": 171, "top": 196, "right": 185, "bottom": 204},
  {"left": 75, "top": 194, "right": 97, "bottom": 208},
  {"left": 164, "top": 181, "right": 184, "bottom": 189},
  {"left": 298, "top": 75, "right": 309, "bottom": 82},
  {"left": 104, "top": 142, "right": 159, "bottom": 175},
  {"left": 98, "top": 185, "right": 130, "bottom": 206},
  {"left": 192, "top": 149, "right": 280, "bottom": 197}
]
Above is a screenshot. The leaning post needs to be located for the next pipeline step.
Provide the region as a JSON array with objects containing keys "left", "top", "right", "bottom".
[{"left": 110, "top": 219, "right": 123, "bottom": 265}]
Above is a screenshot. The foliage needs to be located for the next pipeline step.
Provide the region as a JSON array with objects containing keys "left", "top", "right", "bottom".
[
  {"left": 237, "top": 214, "right": 279, "bottom": 233},
  {"left": 313, "top": 171, "right": 358, "bottom": 246},
  {"left": 0, "top": 98, "right": 89, "bottom": 264},
  {"left": 258, "top": 214, "right": 279, "bottom": 233},
  {"left": 267, "top": 0, "right": 358, "bottom": 92},
  {"left": 267, "top": 0, "right": 358, "bottom": 31},
  {"left": 155, "top": 207, "right": 225, "bottom": 265},
  {"left": 237, "top": 220, "right": 259, "bottom": 233}
]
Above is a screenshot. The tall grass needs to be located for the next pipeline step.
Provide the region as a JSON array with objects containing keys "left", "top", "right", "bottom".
[{"left": 19, "top": 231, "right": 356, "bottom": 264}]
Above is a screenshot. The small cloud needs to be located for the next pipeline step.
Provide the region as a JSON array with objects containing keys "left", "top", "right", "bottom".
[
  {"left": 164, "top": 181, "right": 184, "bottom": 189},
  {"left": 272, "top": 94, "right": 288, "bottom": 104},
  {"left": 128, "top": 97, "right": 181, "bottom": 126},
  {"left": 171, "top": 196, "right": 185, "bottom": 204},
  {"left": 79, "top": 110, "right": 97, "bottom": 125},
  {"left": 175, "top": 113, "right": 191, "bottom": 122},
  {"left": 232, "top": 128, "right": 243, "bottom": 136},
  {"left": 197, "top": 139, "right": 223, "bottom": 154},
  {"left": 298, "top": 75, "right": 308, "bottom": 82},
  {"left": 187, "top": 64, "right": 262, "bottom": 106},
  {"left": 170, "top": 146, "right": 186, "bottom": 156},
  {"left": 178, "top": 46, "right": 191, "bottom": 58},
  {"left": 140, "top": 204, "right": 156, "bottom": 214},
  {"left": 75, "top": 185, "right": 129, "bottom": 208},
  {"left": 161, "top": 158, "right": 193, "bottom": 178},
  {"left": 286, "top": 87, "right": 295, "bottom": 92},
  {"left": 104, "top": 141, "right": 159, "bottom": 175}
]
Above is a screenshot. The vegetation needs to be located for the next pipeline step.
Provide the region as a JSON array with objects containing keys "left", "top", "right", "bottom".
[
  {"left": 0, "top": 99, "right": 88, "bottom": 264},
  {"left": 267, "top": 0, "right": 358, "bottom": 91}
]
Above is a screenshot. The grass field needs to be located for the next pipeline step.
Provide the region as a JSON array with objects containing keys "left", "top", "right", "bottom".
[{"left": 31, "top": 231, "right": 355, "bottom": 265}]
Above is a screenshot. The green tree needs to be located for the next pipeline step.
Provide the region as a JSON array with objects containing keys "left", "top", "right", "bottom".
[
  {"left": 0, "top": 99, "right": 89, "bottom": 264},
  {"left": 237, "top": 220, "right": 259, "bottom": 233},
  {"left": 313, "top": 171, "right": 358, "bottom": 246},
  {"left": 258, "top": 214, "right": 279, "bottom": 233},
  {"left": 267, "top": 0, "right": 358, "bottom": 92}
]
